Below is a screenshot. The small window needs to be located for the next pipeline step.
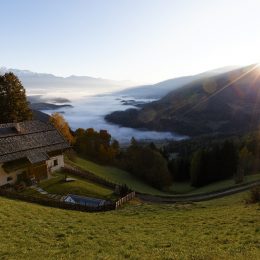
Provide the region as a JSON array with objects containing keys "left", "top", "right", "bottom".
[
  {"left": 7, "top": 176, "right": 13, "bottom": 182},
  {"left": 53, "top": 159, "right": 58, "bottom": 166}
]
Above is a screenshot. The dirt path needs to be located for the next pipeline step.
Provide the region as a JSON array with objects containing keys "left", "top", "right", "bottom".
[{"left": 137, "top": 180, "right": 260, "bottom": 203}]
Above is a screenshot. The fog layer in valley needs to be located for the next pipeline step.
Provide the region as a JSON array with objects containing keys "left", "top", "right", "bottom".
[
  {"left": 28, "top": 89, "right": 187, "bottom": 144},
  {"left": 2, "top": 67, "right": 188, "bottom": 143}
]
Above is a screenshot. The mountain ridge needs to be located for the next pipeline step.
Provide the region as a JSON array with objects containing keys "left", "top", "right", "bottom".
[
  {"left": 116, "top": 65, "right": 241, "bottom": 99},
  {"left": 106, "top": 64, "right": 260, "bottom": 136},
  {"left": 0, "top": 67, "right": 136, "bottom": 95}
]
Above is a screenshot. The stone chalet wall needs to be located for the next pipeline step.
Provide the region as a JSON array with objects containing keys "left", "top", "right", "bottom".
[
  {"left": 0, "top": 154, "right": 65, "bottom": 186},
  {"left": 0, "top": 163, "right": 27, "bottom": 186},
  {"left": 46, "top": 154, "right": 64, "bottom": 174}
]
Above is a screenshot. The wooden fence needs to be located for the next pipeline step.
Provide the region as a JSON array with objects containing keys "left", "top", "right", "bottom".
[
  {"left": 0, "top": 188, "right": 115, "bottom": 212},
  {"left": 0, "top": 189, "right": 136, "bottom": 212},
  {"left": 115, "top": 191, "right": 136, "bottom": 209}
]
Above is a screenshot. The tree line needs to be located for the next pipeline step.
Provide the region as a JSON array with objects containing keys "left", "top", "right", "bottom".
[
  {"left": 167, "top": 135, "right": 258, "bottom": 187},
  {"left": 49, "top": 115, "right": 260, "bottom": 189}
]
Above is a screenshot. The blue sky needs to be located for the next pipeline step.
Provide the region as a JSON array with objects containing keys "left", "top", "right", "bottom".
[{"left": 1, "top": 0, "right": 260, "bottom": 83}]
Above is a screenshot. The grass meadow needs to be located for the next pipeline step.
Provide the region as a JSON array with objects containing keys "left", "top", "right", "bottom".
[{"left": 0, "top": 192, "right": 259, "bottom": 259}]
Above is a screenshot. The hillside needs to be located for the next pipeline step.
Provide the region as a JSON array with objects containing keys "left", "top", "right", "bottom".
[
  {"left": 106, "top": 64, "right": 260, "bottom": 136},
  {"left": 116, "top": 66, "right": 240, "bottom": 99},
  {"left": 117, "top": 76, "right": 195, "bottom": 99},
  {"left": 67, "top": 157, "right": 168, "bottom": 195},
  {"left": 0, "top": 192, "right": 259, "bottom": 259},
  {"left": 30, "top": 102, "right": 72, "bottom": 111}
]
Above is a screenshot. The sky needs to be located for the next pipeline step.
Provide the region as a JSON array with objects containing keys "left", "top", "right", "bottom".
[{"left": 1, "top": 0, "right": 260, "bottom": 83}]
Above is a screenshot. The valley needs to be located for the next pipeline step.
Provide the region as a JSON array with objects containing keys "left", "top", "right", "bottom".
[{"left": 30, "top": 93, "right": 185, "bottom": 144}]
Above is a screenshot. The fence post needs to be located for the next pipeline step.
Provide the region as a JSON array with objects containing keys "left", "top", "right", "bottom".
[{"left": 115, "top": 191, "right": 136, "bottom": 210}]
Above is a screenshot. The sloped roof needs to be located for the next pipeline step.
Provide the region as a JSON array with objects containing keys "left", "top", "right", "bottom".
[{"left": 0, "top": 120, "right": 70, "bottom": 164}]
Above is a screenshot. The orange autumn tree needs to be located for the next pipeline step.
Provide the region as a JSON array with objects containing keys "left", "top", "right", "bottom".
[{"left": 49, "top": 112, "right": 74, "bottom": 144}]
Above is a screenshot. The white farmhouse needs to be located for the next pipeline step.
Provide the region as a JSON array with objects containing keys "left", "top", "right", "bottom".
[{"left": 0, "top": 120, "right": 70, "bottom": 186}]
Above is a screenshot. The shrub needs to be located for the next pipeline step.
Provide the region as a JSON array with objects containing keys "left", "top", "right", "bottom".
[
  {"left": 115, "top": 184, "right": 131, "bottom": 197},
  {"left": 247, "top": 186, "right": 260, "bottom": 203}
]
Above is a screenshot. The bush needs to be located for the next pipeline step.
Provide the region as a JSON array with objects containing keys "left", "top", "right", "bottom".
[
  {"left": 115, "top": 184, "right": 131, "bottom": 197},
  {"left": 247, "top": 186, "right": 260, "bottom": 203}
]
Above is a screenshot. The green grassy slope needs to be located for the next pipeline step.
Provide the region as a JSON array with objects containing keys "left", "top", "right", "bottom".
[
  {"left": 0, "top": 192, "right": 259, "bottom": 259},
  {"left": 23, "top": 172, "right": 115, "bottom": 200},
  {"left": 68, "top": 157, "right": 168, "bottom": 195}
]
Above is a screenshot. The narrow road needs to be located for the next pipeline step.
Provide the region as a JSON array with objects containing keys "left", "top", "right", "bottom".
[{"left": 137, "top": 180, "right": 260, "bottom": 203}]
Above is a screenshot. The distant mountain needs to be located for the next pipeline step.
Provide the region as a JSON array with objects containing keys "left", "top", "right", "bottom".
[
  {"left": 106, "top": 64, "right": 260, "bottom": 136},
  {"left": 29, "top": 102, "right": 73, "bottom": 111},
  {"left": 116, "top": 66, "right": 240, "bottom": 99},
  {"left": 0, "top": 67, "right": 135, "bottom": 95}
]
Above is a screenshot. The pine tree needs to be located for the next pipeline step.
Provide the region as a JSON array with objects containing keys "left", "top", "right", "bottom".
[
  {"left": 236, "top": 146, "right": 253, "bottom": 183},
  {"left": 190, "top": 149, "right": 204, "bottom": 187},
  {"left": 0, "top": 72, "right": 32, "bottom": 123}
]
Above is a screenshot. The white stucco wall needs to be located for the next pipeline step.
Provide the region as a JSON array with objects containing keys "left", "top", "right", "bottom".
[
  {"left": 0, "top": 163, "right": 27, "bottom": 186},
  {"left": 46, "top": 154, "right": 64, "bottom": 173},
  {"left": 0, "top": 154, "right": 65, "bottom": 186}
]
